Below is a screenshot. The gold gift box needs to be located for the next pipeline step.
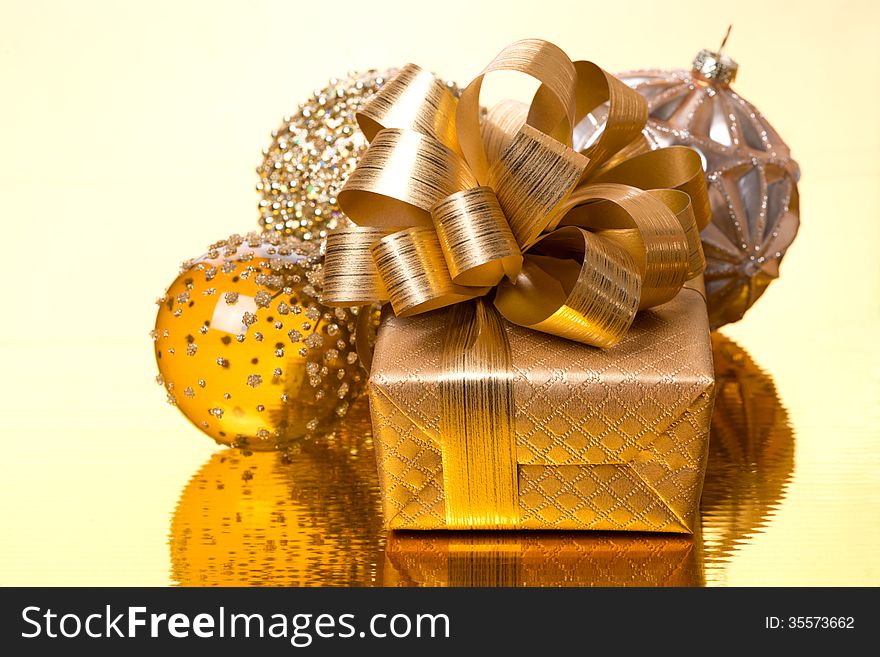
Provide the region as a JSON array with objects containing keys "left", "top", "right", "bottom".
[
  {"left": 383, "top": 532, "right": 703, "bottom": 587},
  {"left": 369, "top": 285, "right": 715, "bottom": 533}
]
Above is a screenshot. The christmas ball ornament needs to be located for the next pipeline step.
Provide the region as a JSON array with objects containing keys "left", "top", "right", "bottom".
[
  {"left": 256, "top": 69, "right": 395, "bottom": 240},
  {"left": 701, "top": 334, "right": 794, "bottom": 576},
  {"left": 615, "top": 45, "right": 800, "bottom": 329},
  {"left": 153, "top": 232, "right": 365, "bottom": 450},
  {"left": 170, "top": 400, "right": 384, "bottom": 586}
]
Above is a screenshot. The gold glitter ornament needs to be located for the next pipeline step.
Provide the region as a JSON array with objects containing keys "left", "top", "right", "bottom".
[
  {"left": 582, "top": 43, "right": 800, "bottom": 329},
  {"left": 153, "top": 232, "right": 365, "bottom": 450},
  {"left": 256, "top": 70, "right": 396, "bottom": 240}
]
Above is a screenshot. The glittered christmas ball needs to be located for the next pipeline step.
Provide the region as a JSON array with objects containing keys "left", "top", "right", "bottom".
[
  {"left": 614, "top": 50, "right": 800, "bottom": 329},
  {"left": 153, "top": 232, "right": 365, "bottom": 450},
  {"left": 256, "top": 69, "right": 395, "bottom": 240},
  {"left": 169, "top": 400, "right": 384, "bottom": 586}
]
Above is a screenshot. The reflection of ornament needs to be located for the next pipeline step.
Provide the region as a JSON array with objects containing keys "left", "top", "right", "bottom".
[
  {"left": 701, "top": 334, "right": 795, "bottom": 580},
  {"left": 256, "top": 70, "right": 395, "bottom": 240},
  {"left": 170, "top": 399, "right": 385, "bottom": 586},
  {"left": 384, "top": 532, "right": 702, "bottom": 587},
  {"left": 612, "top": 48, "right": 800, "bottom": 329},
  {"left": 153, "top": 232, "right": 365, "bottom": 449}
]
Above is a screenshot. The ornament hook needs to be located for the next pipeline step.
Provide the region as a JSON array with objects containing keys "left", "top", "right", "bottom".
[{"left": 718, "top": 24, "right": 733, "bottom": 55}]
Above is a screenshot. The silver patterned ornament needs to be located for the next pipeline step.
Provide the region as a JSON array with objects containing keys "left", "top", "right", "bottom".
[
  {"left": 616, "top": 50, "right": 800, "bottom": 329},
  {"left": 256, "top": 70, "right": 396, "bottom": 240}
]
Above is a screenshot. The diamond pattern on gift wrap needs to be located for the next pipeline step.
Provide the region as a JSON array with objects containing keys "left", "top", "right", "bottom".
[
  {"left": 518, "top": 464, "right": 686, "bottom": 530},
  {"left": 368, "top": 289, "right": 715, "bottom": 530},
  {"left": 629, "top": 387, "right": 715, "bottom": 529},
  {"left": 371, "top": 386, "right": 713, "bottom": 531},
  {"left": 370, "top": 387, "right": 446, "bottom": 529},
  {"left": 370, "top": 311, "right": 446, "bottom": 443},
  {"left": 511, "top": 298, "right": 712, "bottom": 467}
]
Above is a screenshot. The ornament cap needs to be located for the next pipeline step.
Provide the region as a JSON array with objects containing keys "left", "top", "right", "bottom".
[{"left": 692, "top": 49, "right": 738, "bottom": 86}]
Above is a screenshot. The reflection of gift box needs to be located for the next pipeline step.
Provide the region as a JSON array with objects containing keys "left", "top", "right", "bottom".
[
  {"left": 383, "top": 532, "right": 703, "bottom": 587},
  {"left": 369, "top": 285, "right": 715, "bottom": 532}
]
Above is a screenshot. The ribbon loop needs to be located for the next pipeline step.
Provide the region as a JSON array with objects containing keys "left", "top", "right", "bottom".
[
  {"left": 372, "top": 226, "right": 489, "bottom": 317},
  {"left": 431, "top": 187, "right": 522, "bottom": 286},
  {"left": 591, "top": 145, "right": 712, "bottom": 229},
  {"left": 327, "top": 39, "right": 709, "bottom": 350},
  {"left": 490, "top": 124, "right": 590, "bottom": 249},
  {"left": 482, "top": 99, "right": 530, "bottom": 165},
  {"left": 494, "top": 227, "right": 641, "bottom": 348},
  {"left": 323, "top": 226, "right": 393, "bottom": 305},
  {"left": 356, "top": 63, "right": 460, "bottom": 151},
  {"left": 645, "top": 188, "right": 705, "bottom": 280},
  {"left": 338, "top": 128, "right": 476, "bottom": 227},
  {"left": 560, "top": 183, "right": 690, "bottom": 309},
  {"left": 572, "top": 61, "right": 649, "bottom": 178},
  {"left": 457, "top": 38, "right": 578, "bottom": 184}
]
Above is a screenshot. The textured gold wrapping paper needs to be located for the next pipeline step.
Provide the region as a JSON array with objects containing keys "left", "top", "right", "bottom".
[{"left": 369, "top": 285, "right": 715, "bottom": 532}]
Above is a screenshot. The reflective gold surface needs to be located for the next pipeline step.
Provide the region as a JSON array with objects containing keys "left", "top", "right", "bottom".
[
  {"left": 170, "top": 401, "right": 385, "bottom": 586},
  {"left": 1, "top": 0, "right": 878, "bottom": 585}
]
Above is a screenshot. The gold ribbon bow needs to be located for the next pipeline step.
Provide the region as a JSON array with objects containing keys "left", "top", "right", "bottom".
[{"left": 323, "top": 38, "right": 710, "bottom": 351}]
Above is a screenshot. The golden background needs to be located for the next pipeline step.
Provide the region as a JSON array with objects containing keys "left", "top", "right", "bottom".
[{"left": 1, "top": 0, "right": 877, "bottom": 585}]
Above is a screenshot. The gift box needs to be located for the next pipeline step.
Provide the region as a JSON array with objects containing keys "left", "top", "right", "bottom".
[
  {"left": 383, "top": 532, "right": 703, "bottom": 586},
  {"left": 321, "top": 39, "right": 719, "bottom": 533},
  {"left": 369, "top": 283, "right": 715, "bottom": 532}
]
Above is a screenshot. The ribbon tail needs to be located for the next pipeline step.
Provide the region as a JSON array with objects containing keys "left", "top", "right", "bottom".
[
  {"left": 440, "top": 298, "right": 519, "bottom": 529},
  {"left": 354, "top": 304, "right": 379, "bottom": 373}
]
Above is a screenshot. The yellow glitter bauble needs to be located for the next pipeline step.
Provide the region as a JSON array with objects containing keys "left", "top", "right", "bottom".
[
  {"left": 256, "top": 69, "right": 396, "bottom": 240},
  {"left": 153, "top": 231, "right": 366, "bottom": 449}
]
